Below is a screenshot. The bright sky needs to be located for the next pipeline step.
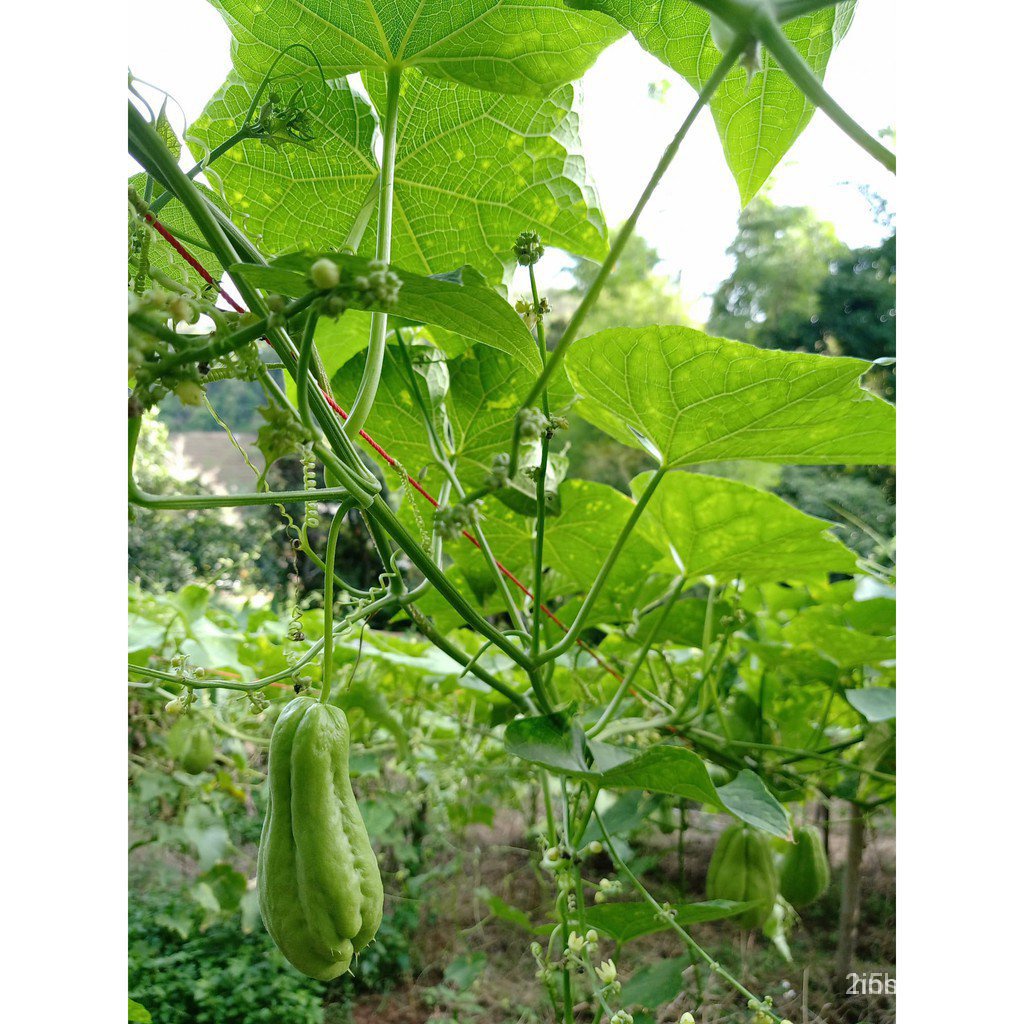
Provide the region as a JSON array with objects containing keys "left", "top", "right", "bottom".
[{"left": 130, "top": 1, "right": 895, "bottom": 320}]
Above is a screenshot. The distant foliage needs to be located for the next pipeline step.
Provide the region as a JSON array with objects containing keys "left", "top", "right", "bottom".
[
  {"left": 129, "top": 890, "right": 325, "bottom": 1024},
  {"left": 128, "top": 419, "right": 289, "bottom": 591}
]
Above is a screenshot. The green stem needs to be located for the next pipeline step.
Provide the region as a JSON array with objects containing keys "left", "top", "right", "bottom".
[
  {"left": 296, "top": 307, "right": 321, "bottom": 432},
  {"left": 342, "top": 176, "right": 381, "bottom": 254},
  {"left": 594, "top": 809, "right": 782, "bottom": 1023},
  {"left": 528, "top": 263, "right": 551, "bottom": 662},
  {"left": 132, "top": 97, "right": 377, "bottom": 508},
  {"left": 139, "top": 292, "right": 316, "bottom": 381},
  {"left": 366, "top": 495, "right": 534, "bottom": 670},
  {"left": 587, "top": 576, "right": 685, "bottom": 737},
  {"left": 392, "top": 330, "right": 530, "bottom": 639},
  {"left": 405, "top": 605, "right": 530, "bottom": 710},
  {"left": 753, "top": 10, "right": 896, "bottom": 172},
  {"left": 344, "top": 66, "right": 402, "bottom": 436},
  {"left": 775, "top": 0, "right": 843, "bottom": 18},
  {"left": 148, "top": 127, "right": 254, "bottom": 216},
  {"left": 537, "top": 469, "right": 666, "bottom": 666},
  {"left": 128, "top": 416, "right": 368, "bottom": 510},
  {"left": 507, "top": 41, "right": 743, "bottom": 471},
  {"left": 696, "top": 731, "right": 895, "bottom": 783},
  {"left": 320, "top": 508, "right": 346, "bottom": 704},
  {"left": 571, "top": 786, "right": 600, "bottom": 847}
]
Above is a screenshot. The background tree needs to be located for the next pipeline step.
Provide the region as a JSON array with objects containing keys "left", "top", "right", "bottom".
[{"left": 708, "top": 196, "right": 844, "bottom": 351}]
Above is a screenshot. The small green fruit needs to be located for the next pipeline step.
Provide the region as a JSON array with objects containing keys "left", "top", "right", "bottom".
[{"left": 309, "top": 257, "right": 340, "bottom": 290}]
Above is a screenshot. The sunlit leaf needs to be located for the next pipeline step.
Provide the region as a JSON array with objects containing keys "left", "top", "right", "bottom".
[
  {"left": 566, "top": 0, "right": 855, "bottom": 203},
  {"left": 209, "top": 0, "right": 623, "bottom": 96},
  {"left": 567, "top": 325, "right": 895, "bottom": 467}
]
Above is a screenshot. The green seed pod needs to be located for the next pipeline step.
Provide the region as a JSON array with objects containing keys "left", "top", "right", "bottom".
[
  {"left": 257, "top": 697, "right": 383, "bottom": 981},
  {"left": 779, "top": 825, "right": 830, "bottom": 908},
  {"left": 705, "top": 824, "right": 778, "bottom": 929}
]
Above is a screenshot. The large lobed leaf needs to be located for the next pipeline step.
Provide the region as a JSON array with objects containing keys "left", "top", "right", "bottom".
[
  {"left": 188, "top": 69, "right": 608, "bottom": 281},
  {"left": 566, "top": 325, "right": 895, "bottom": 468},
  {"left": 568, "top": 0, "right": 856, "bottom": 203},
  {"left": 362, "top": 68, "right": 608, "bottom": 281},
  {"left": 187, "top": 71, "right": 378, "bottom": 254},
  {"left": 634, "top": 470, "right": 860, "bottom": 583},
  {"left": 208, "top": 0, "right": 624, "bottom": 96}
]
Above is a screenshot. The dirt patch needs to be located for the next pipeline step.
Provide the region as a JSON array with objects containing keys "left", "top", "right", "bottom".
[{"left": 342, "top": 808, "right": 895, "bottom": 1024}]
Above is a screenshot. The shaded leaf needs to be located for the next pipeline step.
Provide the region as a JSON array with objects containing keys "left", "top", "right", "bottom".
[
  {"left": 845, "top": 687, "right": 896, "bottom": 722},
  {"left": 716, "top": 769, "right": 791, "bottom": 840},
  {"left": 585, "top": 899, "right": 757, "bottom": 942},
  {"left": 634, "top": 470, "right": 860, "bottom": 583},
  {"left": 620, "top": 956, "right": 691, "bottom": 1009},
  {"left": 598, "top": 745, "right": 722, "bottom": 806}
]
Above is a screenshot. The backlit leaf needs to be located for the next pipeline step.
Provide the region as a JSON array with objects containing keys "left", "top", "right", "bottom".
[
  {"left": 633, "top": 470, "right": 860, "bottom": 583},
  {"left": 209, "top": 0, "right": 623, "bottom": 96},
  {"left": 567, "top": 0, "right": 855, "bottom": 203},
  {"left": 566, "top": 326, "right": 895, "bottom": 467}
]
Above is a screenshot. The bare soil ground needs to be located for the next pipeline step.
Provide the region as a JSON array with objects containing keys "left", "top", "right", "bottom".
[{"left": 331, "top": 810, "right": 896, "bottom": 1024}]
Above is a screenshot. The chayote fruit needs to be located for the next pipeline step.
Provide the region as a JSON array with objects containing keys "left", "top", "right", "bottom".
[
  {"left": 166, "top": 717, "right": 215, "bottom": 775},
  {"left": 779, "top": 825, "right": 830, "bottom": 908},
  {"left": 257, "top": 696, "right": 383, "bottom": 981},
  {"left": 705, "top": 823, "right": 778, "bottom": 929}
]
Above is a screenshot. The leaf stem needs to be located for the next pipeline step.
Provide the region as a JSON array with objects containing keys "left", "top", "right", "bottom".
[
  {"left": 528, "top": 263, "right": 552, "bottom": 663},
  {"left": 537, "top": 468, "right": 666, "bottom": 666},
  {"left": 319, "top": 507, "right": 346, "bottom": 704},
  {"left": 507, "top": 41, "right": 743, "bottom": 471},
  {"left": 594, "top": 809, "right": 783, "bottom": 1022},
  {"left": 148, "top": 127, "right": 254, "bottom": 216},
  {"left": 587, "top": 576, "right": 685, "bottom": 737},
  {"left": 344, "top": 66, "right": 402, "bottom": 436},
  {"left": 753, "top": 9, "right": 895, "bottom": 172}
]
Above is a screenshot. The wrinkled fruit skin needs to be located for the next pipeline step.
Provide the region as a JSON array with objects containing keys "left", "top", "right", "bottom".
[
  {"left": 258, "top": 697, "right": 383, "bottom": 981},
  {"left": 779, "top": 825, "right": 830, "bottom": 908},
  {"left": 167, "top": 718, "right": 215, "bottom": 775},
  {"left": 706, "top": 824, "right": 778, "bottom": 929}
]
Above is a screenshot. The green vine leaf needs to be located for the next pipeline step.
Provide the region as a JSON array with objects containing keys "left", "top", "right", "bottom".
[
  {"left": 586, "top": 902, "right": 756, "bottom": 942},
  {"left": 187, "top": 72, "right": 378, "bottom": 255},
  {"left": 208, "top": 0, "right": 623, "bottom": 97},
  {"left": 567, "top": 0, "right": 855, "bottom": 203},
  {"left": 716, "top": 769, "right": 791, "bottom": 839},
  {"left": 632, "top": 470, "right": 860, "bottom": 583},
  {"left": 844, "top": 686, "right": 896, "bottom": 722},
  {"left": 190, "top": 69, "right": 608, "bottom": 282},
  {"left": 785, "top": 609, "right": 896, "bottom": 667},
  {"left": 362, "top": 68, "right": 609, "bottom": 282},
  {"left": 566, "top": 325, "right": 895, "bottom": 468}
]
